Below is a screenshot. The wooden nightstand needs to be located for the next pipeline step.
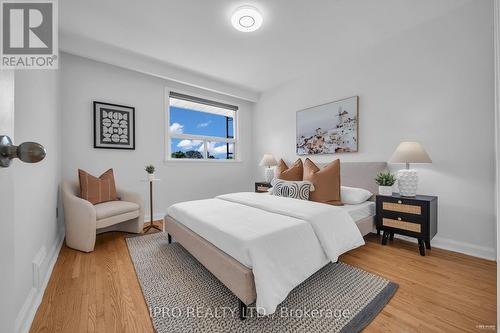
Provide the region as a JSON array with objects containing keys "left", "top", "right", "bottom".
[
  {"left": 376, "top": 194, "right": 437, "bottom": 256},
  {"left": 255, "top": 182, "right": 272, "bottom": 193}
]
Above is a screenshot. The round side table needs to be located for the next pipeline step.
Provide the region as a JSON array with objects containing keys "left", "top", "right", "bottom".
[{"left": 141, "top": 178, "right": 161, "bottom": 233}]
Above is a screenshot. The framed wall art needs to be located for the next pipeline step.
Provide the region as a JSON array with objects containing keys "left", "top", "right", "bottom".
[
  {"left": 296, "top": 96, "right": 358, "bottom": 155},
  {"left": 93, "top": 101, "right": 135, "bottom": 150}
]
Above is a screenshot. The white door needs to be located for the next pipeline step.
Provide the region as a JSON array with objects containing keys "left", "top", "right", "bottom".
[{"left": 0, "top": 70, "right": 15, "bottom": 333}]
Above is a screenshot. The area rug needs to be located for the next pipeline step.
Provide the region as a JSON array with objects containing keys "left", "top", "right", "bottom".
[{"left": 126, "top": 232, "right": 398, "bottom": 333}]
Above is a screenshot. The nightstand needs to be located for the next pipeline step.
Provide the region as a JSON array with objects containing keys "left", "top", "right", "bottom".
[
  {"left": 255, "top": 182, "right": 272, "bottom": 193},
  {"left": 376, "top": 194, "right": 437, "bottom": 256}
]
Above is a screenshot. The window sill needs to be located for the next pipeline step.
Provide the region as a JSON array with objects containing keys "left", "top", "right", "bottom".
[{"left": 164, "top": 159, "right": 243, "bottom": 165}]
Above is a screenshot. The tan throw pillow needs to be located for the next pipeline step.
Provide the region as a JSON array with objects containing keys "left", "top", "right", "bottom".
[
  {"left": 276, "top": 159, "right": 303, "bottom": 181},
  {"left": 303, "top": 158, "right": 342, "bottom": 206},
  {"left": 78, "top": 168, "right": 118, "bottom": 205}
]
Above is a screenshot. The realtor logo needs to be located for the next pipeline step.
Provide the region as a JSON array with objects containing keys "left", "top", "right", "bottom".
[{"left": 1, "top": 0, "right": 58, "bottom": 69}]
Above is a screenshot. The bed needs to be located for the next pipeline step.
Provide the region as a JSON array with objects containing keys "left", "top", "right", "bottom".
[{"left": 164, "top": 162, "right": 386, "bottom": 319}]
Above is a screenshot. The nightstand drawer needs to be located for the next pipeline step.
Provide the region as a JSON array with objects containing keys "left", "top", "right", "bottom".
[
  {"left": 382, "top": 201, "right": 422, "bottom": 215},
  {"left": 255, "top": 182, "right": 272, "bottom": 193},
  {"left": 380, "top": 209, "right": 425, "bottom": 224},
  {"left": 256, "top": 185, "right": 270, "bottom": 192},
  {"left": 382, "top": 217, "right": 421, "bottom": 233}
]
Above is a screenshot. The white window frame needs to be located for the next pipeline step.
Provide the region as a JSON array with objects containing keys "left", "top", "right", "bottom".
[{"left": 164, "top": 88, "right": 241, "bottom": 163}]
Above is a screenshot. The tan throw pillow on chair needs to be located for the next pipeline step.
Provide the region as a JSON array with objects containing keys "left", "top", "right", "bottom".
[
  {"left": 276, "top": 159, "right": 303, "bottom": 181},
  {"left": 78, "top": 168, "right": 118, "bottom": 205},
  {"left": 303, "top": 158, "right": 342, "bottom": 206}
]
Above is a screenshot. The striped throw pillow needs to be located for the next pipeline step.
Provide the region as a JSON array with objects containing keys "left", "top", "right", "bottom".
[
  {"left": 270, "top": 179, "right": 315, "bottom": 200},
  {"left": 78, "top": 168, "right": 118, "bottom": 204}
]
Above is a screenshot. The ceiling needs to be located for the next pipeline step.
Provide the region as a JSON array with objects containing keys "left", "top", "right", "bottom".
[{"left": 60, "top": 0, "right": 471, "bottom": 94}]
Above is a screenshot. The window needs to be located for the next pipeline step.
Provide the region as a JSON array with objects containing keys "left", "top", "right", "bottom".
[{"left": 167, "top": 92, "right": 238, "bottom": 160}]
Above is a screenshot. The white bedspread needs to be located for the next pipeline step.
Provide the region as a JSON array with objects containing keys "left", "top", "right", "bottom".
[{"left": 167, "top": 192, "right": 364, "bottom": 315}]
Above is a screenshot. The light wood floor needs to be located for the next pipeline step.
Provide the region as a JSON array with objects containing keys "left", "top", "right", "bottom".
[{"left": 30, "top": 221, "right": 496, "bottom": 332}]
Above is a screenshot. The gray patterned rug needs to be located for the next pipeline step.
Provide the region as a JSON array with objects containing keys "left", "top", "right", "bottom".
[{"left": 126, "top": 232, "right": 398, "bottom": 333}]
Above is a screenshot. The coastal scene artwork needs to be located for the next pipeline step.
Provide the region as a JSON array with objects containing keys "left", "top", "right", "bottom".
[{"left": 296, "top": 96, "right": 358, "bottom": 155}]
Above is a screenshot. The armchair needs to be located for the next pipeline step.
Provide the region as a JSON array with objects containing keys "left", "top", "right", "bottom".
[{"left": 62, "top": 181, "right": 144, "bottom": 252}]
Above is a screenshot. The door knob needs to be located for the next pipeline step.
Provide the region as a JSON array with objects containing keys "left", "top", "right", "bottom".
[{"left": 0, "top": 135, "right": 46, "bottom": 168}]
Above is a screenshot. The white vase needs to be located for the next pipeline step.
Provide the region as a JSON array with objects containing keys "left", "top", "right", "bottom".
[
  {"left": 147, "top": 173, "right": 155, "bottom": 181},
  {"left": 264, "top": 167, "right": 274, "bottom": 183},
  {"left": 378, "top": 185, "right": 393, "bottom": 196},
  {"left": 397, "top": 169, "right": 418, "bottom": 197}
]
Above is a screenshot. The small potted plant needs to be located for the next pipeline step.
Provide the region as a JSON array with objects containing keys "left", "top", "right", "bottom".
[
  {"left": 375, "top": 171, "right": 396, "bottom": 196},
  {"left": 145, "top": 165, "right": 155, "bottom": 181}
]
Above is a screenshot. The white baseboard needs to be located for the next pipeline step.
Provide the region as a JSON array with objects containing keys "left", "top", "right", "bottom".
[
  {"left": 393, "top": 234, "right": 496, "bottom": 261},
  {"left": 144, "top": 213, "right": 165, "bottom": 222},
  {"left": 15, "top": 229, "right": 65, "bottom": 333}
]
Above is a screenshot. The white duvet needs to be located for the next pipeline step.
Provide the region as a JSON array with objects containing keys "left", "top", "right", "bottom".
[{"left": 166, "top": 192, "right": 364, "bottom": 315}]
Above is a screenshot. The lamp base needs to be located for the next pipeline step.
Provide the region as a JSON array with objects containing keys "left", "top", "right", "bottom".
[
  {"left": 397, "top": 169, "right": 418, "bottom": 197},
  {"left": 264, "top": 167, "right": 274, "bottom": 183}
]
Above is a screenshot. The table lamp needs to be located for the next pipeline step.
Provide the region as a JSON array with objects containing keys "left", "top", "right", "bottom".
[
  {"left": 259, "top": 154, "right": 278, "bottom": 183},
  {"left": 389, "top": 141, "right": 432, "bottom": 197}
]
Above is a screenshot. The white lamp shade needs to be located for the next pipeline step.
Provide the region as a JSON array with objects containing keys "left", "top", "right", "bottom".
[
  {"left": 389, "top": 142, "right": 432, "bottom": 164},
  {"left": 259, "top": 154, "right": 277, "bottom": 167}
]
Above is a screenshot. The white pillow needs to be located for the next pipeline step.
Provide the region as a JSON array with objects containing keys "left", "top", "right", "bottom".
[{"left": 341, "top": 186, "right": 372, "bottom": 205}]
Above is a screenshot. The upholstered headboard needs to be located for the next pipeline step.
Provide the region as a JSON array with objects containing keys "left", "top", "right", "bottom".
[
  {"left": 341, "top": 162, "right": 387, "bottom": 195},
  {"left": 317, "top": 161, "right": 387, "bottom": 196}
]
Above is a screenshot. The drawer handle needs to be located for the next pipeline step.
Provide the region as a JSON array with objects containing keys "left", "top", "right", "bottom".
[
  {"left": 397, "top": 217, "right": 402, "bottom": 221},
  {"left": 397, "top": 200, "right": 402, "bottom": 204}
]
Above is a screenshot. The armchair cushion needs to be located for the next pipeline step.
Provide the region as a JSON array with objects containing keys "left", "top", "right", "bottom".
[
  {"left": 95, "top": 201, "right": 140, "bottom": 220},
  {"left": 97, "top": 211, "right": 140, "bottom": 229}
]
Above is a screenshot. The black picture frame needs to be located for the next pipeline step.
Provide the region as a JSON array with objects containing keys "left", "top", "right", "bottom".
[{"left": 93, "top": 101, "right": 135, "bottom": 150}]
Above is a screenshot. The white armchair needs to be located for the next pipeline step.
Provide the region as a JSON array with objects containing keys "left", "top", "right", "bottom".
[{"left": 62, "top": 181, "right": 144, "bottom": 252}]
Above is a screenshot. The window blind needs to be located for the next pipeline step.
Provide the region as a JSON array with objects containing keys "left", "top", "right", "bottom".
[{"left": 169, "top": 92, "right": 238, "bottom": 111}]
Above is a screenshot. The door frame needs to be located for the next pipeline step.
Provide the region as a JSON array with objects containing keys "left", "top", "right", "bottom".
[
  {"left": 494, "top": 0, "right": 500, "bottom": 329},
  {"left": 0, "top": 70, "right": 15, "bottom": 333}
]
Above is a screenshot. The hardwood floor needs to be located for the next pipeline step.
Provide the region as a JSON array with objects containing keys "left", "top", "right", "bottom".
[
  {"left": 30, "top": 223, "right": 496, "bottom": 332},
  {"left": 343, "top": 235, "right": 496, "bottom": 332}
]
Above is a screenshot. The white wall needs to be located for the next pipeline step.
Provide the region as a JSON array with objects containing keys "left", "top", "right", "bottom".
[
  {"left": 253, "top": 1, "right": 495, "bottom": 258},
  {"left": 13, "top": 69, "right": 63, "bottom": 332},
  {"left": 61, "top": 53, "right": 254, "bottom": 218}
]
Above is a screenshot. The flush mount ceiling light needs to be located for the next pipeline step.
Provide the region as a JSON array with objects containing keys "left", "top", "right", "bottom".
[{"left": 231, "top": 5, "right": 263, "bottom": 32}]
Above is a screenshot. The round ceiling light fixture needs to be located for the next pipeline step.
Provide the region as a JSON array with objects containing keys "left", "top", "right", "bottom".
[{"left": 231, "top": 5, "right": 263, "bottom": 32}]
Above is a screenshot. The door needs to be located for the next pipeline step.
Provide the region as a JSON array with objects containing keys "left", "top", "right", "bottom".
[{"left": 0, "top": 70, "right": 15, "bottom": 333}]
